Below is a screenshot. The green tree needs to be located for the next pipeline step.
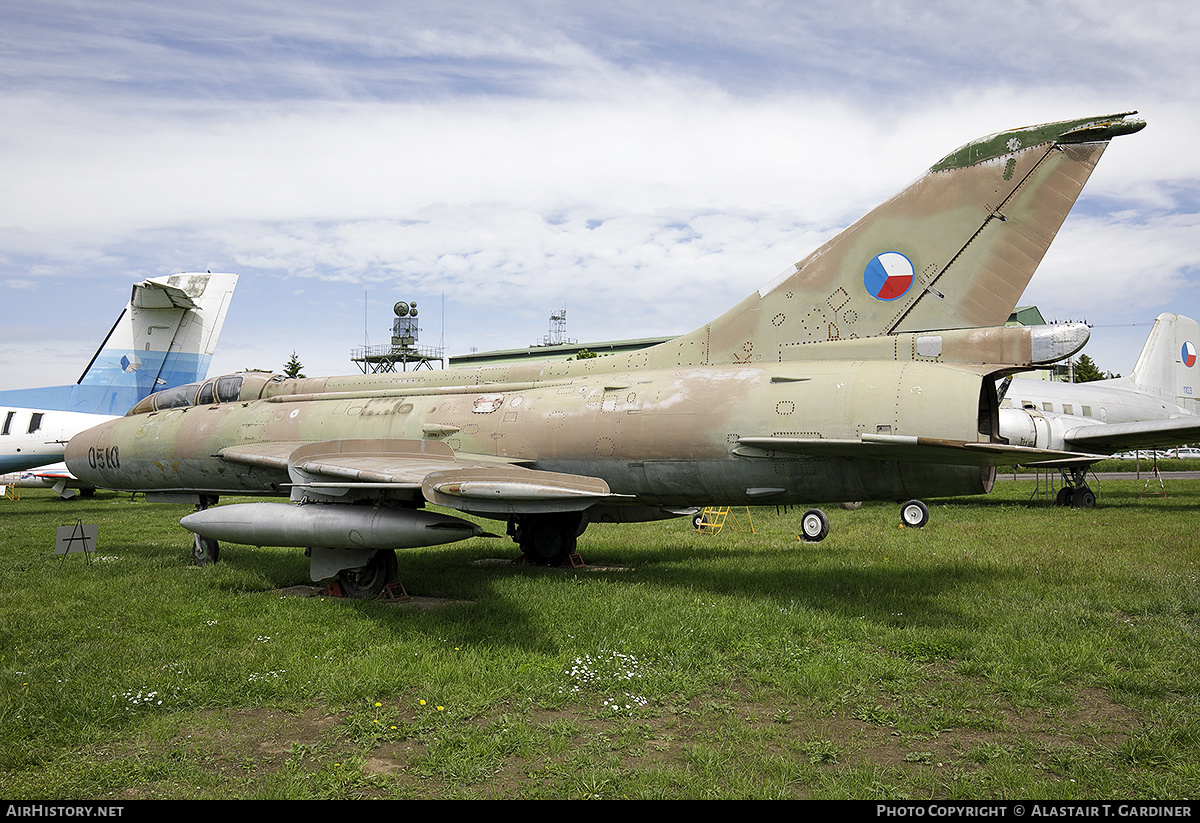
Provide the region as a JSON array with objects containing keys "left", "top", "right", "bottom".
[
  {"left": 283, "top": 351, "right": 306, "bottom": 379},
  {"left": 1071, "top": 353, "right": 1105, "bottom": 383}
]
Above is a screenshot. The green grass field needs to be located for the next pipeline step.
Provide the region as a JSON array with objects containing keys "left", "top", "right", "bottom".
[{"left": 1, "top": 477, "right": 1197, "bottom": 799}]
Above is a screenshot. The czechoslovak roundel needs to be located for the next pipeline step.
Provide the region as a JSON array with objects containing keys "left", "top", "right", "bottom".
[{"left": 863, "top": 252, "right": 914, "bottom": 301}]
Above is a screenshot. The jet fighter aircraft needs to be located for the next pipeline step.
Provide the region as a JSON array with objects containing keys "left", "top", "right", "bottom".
[{"left": 65, "top": 113, "right": 1144, "bottom": 597}]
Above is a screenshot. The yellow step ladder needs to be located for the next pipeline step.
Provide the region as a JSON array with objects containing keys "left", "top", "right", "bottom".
[{"left": 696, "top": 507, "right": 755, "bottom": 535}]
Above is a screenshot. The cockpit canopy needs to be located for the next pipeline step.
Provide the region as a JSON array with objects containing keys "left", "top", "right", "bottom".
[{"left": 126, "top": 373, "right": 284, "bottom": 415}]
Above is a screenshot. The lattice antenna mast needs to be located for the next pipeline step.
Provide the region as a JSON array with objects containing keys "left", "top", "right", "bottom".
[{"left": 542, "top": 309, "right": 576, "bottom": 347}]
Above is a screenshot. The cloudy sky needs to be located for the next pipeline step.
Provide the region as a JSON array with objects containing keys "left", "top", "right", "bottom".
[{"left": 3, "top": 0, "right": 1199, "bottom": 389}]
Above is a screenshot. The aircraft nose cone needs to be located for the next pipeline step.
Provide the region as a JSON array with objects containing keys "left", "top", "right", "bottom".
[{"left": 63, "top": 418, "right": 119, "bottom": 482}]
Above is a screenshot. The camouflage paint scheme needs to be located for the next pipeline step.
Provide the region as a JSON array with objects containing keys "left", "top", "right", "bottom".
[{"left": 65, "top": 113, "right": 1144, "bottom": 592}]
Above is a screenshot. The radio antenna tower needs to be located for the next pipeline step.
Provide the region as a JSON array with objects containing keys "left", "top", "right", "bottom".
[{"left": 542, "top": 309, "right": 576, "bottom": 347}]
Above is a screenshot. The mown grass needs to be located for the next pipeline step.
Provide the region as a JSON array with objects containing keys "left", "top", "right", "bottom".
[{"left": 1, "top": 478, "right": 1197, "bottom": 799}]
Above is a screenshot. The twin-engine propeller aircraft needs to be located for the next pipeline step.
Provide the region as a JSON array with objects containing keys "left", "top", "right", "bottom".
[
  {"left": 66, "top": 113, "right": 1144, "bottom": 597},
  {"left": 999, "top": 312, "right": 1200, "bottom": 506}
]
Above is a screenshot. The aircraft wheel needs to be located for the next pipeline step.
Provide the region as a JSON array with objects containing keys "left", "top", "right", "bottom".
[
  {"left": 1071, "top": 488, "right": 1096, "bottom": 509},
  {"left": 692, "top": 512, "right": 705, "bottom": 530},
  {"left": 522, "top": 514, "right": 580, "bottom": 566},
  {"left": 338, "top": 549, "right": 398, "bottom": 599},
  {"left": 800, "top": 508, "right": 830, "bottom": 542},
  {"left": 900, "top": 500, "right": 930, "bottom": 528},
  {"left": 192, "top": 534, "right": 220, "bottom": 565},
  {"left": 1055, "top": 487, "right": 1072, "bottom": 507}
]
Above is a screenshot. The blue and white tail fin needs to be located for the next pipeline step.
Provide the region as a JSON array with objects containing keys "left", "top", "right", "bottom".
[
  {"left": 1129, "top": 313, "right": 1200, "bottom": 412},
  {"left": 0, "top": 273, "right": 238, "bottom": 416},
  {"left": 74, "top": 273, "right": 239, "bottom": 414}
]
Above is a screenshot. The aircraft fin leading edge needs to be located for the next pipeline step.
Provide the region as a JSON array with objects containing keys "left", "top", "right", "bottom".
[
  {"left": 1127, "top": 313, "right": 1200, "bottom": 411},
  {"left": 73, "top": 273, "right": 238, "bottom": 415},
  {"left": 649, "top": 113, "right": 1145, "bottom": 368}
]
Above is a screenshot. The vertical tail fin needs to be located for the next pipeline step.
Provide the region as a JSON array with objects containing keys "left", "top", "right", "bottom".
[
  {"left": 72, "top": 273, "right": 239, "bottom": 415},
  {"left": 1129, "top": 313, "right": 1200, "bottom": 410},
  {"left": 648, "top": 113, "right": 1145, "bottom": 368}
]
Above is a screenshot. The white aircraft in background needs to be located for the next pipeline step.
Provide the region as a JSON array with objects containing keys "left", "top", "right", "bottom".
[
  {"left": 998, "top": 312, "right": 1200, "bottom": 506},
  {"left": 1, "top": 272, "right": 238, "bottom": 497}
]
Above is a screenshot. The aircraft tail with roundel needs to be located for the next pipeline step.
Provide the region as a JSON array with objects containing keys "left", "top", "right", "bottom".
[
  {"left": 1127, "top": 312, "right": 1200, "bottom": 411},
  {"left": 647, "top": 112, "right": 1145, "bottom": 369}
]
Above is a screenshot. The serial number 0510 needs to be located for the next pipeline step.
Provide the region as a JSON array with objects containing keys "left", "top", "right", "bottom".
[{"left": 88, "top": 445, "right": 120, "bottom": 470}]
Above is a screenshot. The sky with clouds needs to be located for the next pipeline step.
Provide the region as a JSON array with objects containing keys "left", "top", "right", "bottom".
[{"left": 2, "top": 0, "right": 1199, "bottom": 390}]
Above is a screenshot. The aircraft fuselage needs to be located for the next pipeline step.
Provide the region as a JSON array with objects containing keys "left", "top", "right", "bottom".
[{"left": 66, "top": 359, "right": 996, "bottom": 510}]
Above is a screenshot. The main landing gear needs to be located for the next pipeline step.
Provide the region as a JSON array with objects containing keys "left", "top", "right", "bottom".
[
  {"left": 511, "top": 512, "right": 585, "bottom": 566},
  {"left": 336, "top": 549, "right": 399, "bottom": 599},
  {"left": 1054, "top": 466, "right": 1097, "bottom": 509},
  {"left": 798, "top": 499, "right": 929, "bottom": 542}
]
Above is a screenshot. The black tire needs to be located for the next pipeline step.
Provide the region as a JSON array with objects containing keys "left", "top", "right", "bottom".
[
  {"left": 800, "top": 508, "right": 830, "bottom": 542},
  {"left": 521, "top": 513, "right": 582, "bottom": 566},
  {"left": 900, "top": 500, "right": 929, "bottom": 528},
  {"left": 192, "top": 534, "right": 219, "bottom": 565},
  {"left": 692, "top": 512, "right": 705, "bottom": 530},
  {"left": 1071, "top": 488, "right": 1096, "bottom": 509},
  {"left": 1055, "top": 487, "right": 1072, "bottom": 507},
  {"left": 338, "top": 549, "right": 398, "bottom": 599}
]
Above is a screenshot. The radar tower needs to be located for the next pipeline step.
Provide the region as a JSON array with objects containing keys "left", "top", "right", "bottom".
[{"left": 351, "top": 300, "right": 444, "bottom": 372}]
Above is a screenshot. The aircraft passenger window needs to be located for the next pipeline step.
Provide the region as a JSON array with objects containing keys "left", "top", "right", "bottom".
[
  {"left": 2, "top": 411, "right": 13, "bottom": 435},
  {"left": 1062, "top": 404, "right": 1073, "bottom": 415},
  {"left": 216, "top": 376, "right": 244, "bottom": 403},
  {"left": 28, "top": 413, "right": 43, "bottom": 434},
  {"left": 1042, "top": 402, "right": 1053, "bottom": 412},
  {"left": 1082, "top": 405, "right": 1092, "bottom": 417}
]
